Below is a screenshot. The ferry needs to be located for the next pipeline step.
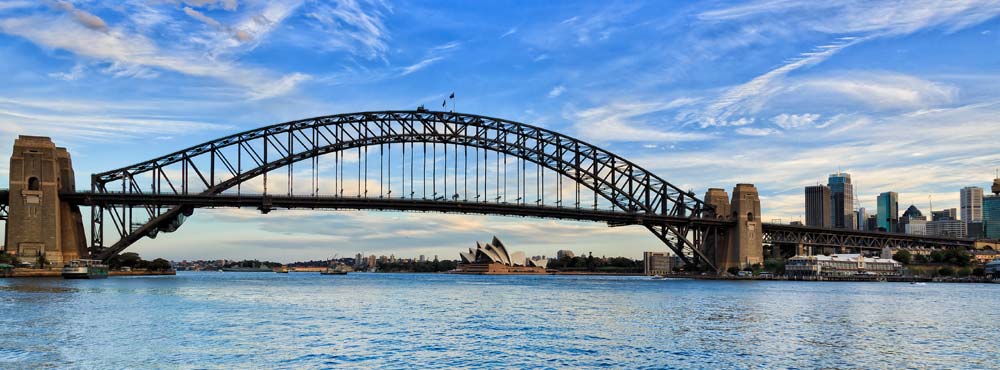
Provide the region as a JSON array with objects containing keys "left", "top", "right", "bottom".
[
  {"left": 61, "top": 259, "right": 109, "bottom": 279},
  {"left": 320, "top": 264, "right": 353, "bottom": 275}
]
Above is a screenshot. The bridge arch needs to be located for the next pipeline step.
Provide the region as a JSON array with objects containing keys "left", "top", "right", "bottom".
[{"left": 88, "top": 111, "right": 716, "bottom": 268}]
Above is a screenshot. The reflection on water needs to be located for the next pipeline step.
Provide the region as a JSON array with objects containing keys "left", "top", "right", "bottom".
[{"left": 1, "top": 273, "right": 998, "bottom": 369}]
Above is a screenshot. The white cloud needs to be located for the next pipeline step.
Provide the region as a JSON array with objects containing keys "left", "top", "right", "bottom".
[
  {"left": 0, "top": 97, "right": 232, "bottom": 141},
  {"left": 500, "top": 27, "right": 517, "bottom": 38},
  {"left": 400, "top": 57, "right": 443, "bottom": 76},
  {"left": 771, "top": 113, "right": 820, "bottom": 129},
  {"left": 793, "top": 73, "right": 957, "bottom": 110},
  {"left": 735, "top": 127, "right": 779, "bottom": 136},
  {"left": 699, "top": 37, "right": 861, "bottom": 127},
  {"left": 182, "top": 0, "right": 239, "bottom": 11},
  {"left": 304, "top": 0, "right": 390, "bottom": 59},
  {"left": 183, "top": 6, "right": 222, "bottom": 29},
  {"left": 0, "top": 14, "right": 308, "bottom": 99},
  {"left": 570, "top": 98, "right": 714, "bottom": 142},
  {"left": 0, "top": 1, "right": 36, "bottom": 12},
  {"left": 48, "top": 63, "right": 86, "bottom": 81},
  {"left": 700, "top": 1, "right": 1000, "bottom": 37},
  {"left": 548, "top": 85, "right": 566, "bottom": 98}
]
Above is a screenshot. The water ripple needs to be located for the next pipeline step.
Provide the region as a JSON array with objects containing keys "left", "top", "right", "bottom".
[{"left": 1, "top": 273, "right": 998, "bottom": 368}]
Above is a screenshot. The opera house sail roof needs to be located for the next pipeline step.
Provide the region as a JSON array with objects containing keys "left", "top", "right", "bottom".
[{"left": 459, "top": 236, "right": 547, "bottom": 269}]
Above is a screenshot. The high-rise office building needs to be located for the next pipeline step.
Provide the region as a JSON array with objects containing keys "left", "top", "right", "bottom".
[
  {"left": 985, "top": 177, "right": 1000, "bottom": 239},
  {"left": 960, "top": 186, "right": 983, "bottom": 223},
  {"left": 643, "top": 251, "right": 672, "bottom": 276},
  {"left": 866, "top": 215, "right": 878, "bottom": 231},
  {"left": 927, "top": 219, "right": 967, "bottom": 238},
  {"left": 856, "top": 207, "right": 868, "bottom": 231},
  {"left": 900, "top": 205, "right": 927, "bottom": 235},
  {"left": 805, "top": 185, "right": 831, "bottom": 228},
  {"left": 877, "top": 192, "right": 898, "bottom": 232},
  {"left": 828, "top": 173, "right": 855, "bottom": 229},
  {"left": 932, "top": 208, "right": 957, "bottom": 221}
]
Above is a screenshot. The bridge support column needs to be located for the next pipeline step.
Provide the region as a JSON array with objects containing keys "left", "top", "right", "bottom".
[
  {"left": 705, "top": 184, "right": 764, "bottom": 273},
  {"left": 703, "top": 188, "right": 732, "bottom": 271},
  {"left": 5, "top": 136, "right": 88, "bottom": 267}
]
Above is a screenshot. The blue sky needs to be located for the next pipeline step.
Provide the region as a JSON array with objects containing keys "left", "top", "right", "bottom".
[{"left": 1, "top": 0, "right": 999, "bottom": 262}]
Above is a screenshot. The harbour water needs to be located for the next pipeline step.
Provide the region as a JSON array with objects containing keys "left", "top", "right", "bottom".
[{"left": 1, "top": 272, "right": 998, "bottom": 369}]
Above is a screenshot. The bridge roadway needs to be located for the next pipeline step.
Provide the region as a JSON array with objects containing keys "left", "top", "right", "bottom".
[
  {"left": 61, "top": 192, "right": 733, "bottom": 228},
  {"left": 61, "top": 191, "right": 975, "bottom": 251}
]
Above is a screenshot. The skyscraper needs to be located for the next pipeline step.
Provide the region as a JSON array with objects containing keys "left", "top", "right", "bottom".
[
  {"left": 828, "top": 173, "right": 855, "bottom": 229},
  {"left": 960, "top": 186, "right": 983, "bottom": 222},
  {"left": 857, "top": 207, "right": 868, "bottom": 230},
  {"left": 932, "top": 208, "right": 957, "bottom": 221},
  {"left": 877, "top": 192, "right": 898, "bottom": 232},
  {"left": 985, "top": 177, "right": 1000, "bottom": 239},
  {"left": 805, "top": 185, "right": 831, "bottom": 228}
]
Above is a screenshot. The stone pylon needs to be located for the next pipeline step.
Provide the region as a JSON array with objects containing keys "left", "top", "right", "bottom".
[
  {"left": 5, "top": 136, "right": 88, "bottom": 267},
  {"left": 703, "top": 184, "right": 764, "bottom": 273}
]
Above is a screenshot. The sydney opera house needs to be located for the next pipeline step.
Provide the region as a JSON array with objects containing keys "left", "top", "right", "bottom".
[{"left": 454, "top": 236, "right": 548, "bottom": 274}]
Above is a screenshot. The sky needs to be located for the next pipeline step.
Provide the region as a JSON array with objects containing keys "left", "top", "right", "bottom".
[{"left": 1, "top": 0, "right": 999, "bottom": 262}]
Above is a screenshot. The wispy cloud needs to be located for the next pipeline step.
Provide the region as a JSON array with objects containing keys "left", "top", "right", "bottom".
[
  {"left": 698, "top": 37, "right": 862, "bottom": 127},
  {"left": 500, "top": 27, "right": 517, "bottom": 38},
  {"left": 548, "top": 85, "right": 565, "bottom": 98},
  {"left": 569, "top": 98, "right": 713, "bottom": 142},
  {"left": 48, "top": 63, "right": 86, "bottom": 81},
  {"left": 700, "top": 1, "right": 1000, "bottom": 37},
  {"left": 400, "top": 56, "right": 443, "bottom": 76},
  {"left": 0, "top": 13, "right": 309, "bottom": 99},
  {"left": 771, "top": 113, "right": 819, "bottom": 129},
  {"left": 0, "top": 97, "right": 232, "bottom": 141},
  {"left": 304, "top": 0, "right": 391, "bottom": 59}
]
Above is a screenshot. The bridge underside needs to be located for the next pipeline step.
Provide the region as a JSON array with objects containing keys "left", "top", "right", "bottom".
[{"left": 63, "top": 192, "right": 730, "bottom": 228}]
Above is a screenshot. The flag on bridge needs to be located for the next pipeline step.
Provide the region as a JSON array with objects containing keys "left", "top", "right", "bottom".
[
  {"left": 449, "top": 92, "right": 455, "bottom": 99},
  {"left": 442, "top": 99, "right": 446, "bottom": 108}
]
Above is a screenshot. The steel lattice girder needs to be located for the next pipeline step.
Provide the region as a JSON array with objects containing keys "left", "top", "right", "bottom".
[
  {"left": 761, "top": 225, "right": 974, "bottom": 250},
  {"left": 88, "top": 111, "right": 714, "bottom": 265}
]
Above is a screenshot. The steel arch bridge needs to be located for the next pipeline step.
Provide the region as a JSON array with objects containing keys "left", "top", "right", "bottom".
[{"left": 72, "top": 110, "right": 728, "bottom": 268}]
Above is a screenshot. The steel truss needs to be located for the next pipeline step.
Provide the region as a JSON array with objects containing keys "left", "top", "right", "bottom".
[
  {"left": 762, "top": 224, "right": 975, "bottom": 251},
  {"left": 86, "top": 111, "right": 719, "bottom": 268}
]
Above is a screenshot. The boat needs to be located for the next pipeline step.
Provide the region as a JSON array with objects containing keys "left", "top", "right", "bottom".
[
  {"left": 61, "top": 259, "right": 109, "bottom": 279},
  {"left": 651, "top": 275, "right": 667, "bottom": 280},
  {"left": 321, "top": 264, "right": 353, "bottom": 275},
  {"left": 910, "top": 282, "right": 926, "bottom": 286}
]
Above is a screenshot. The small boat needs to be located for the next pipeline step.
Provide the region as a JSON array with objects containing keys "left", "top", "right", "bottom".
[
  {"left": 61, "top": 259, "right": 109, "bottom": 279},
  {"left": 910, "top": 282, "right": 926, "bottom": 286},
  {"left": 651, "top": 275, "right": 667, "bottom": 280},
  {"left": 321, "top": 264, "right": 353, "bottom": 275}
]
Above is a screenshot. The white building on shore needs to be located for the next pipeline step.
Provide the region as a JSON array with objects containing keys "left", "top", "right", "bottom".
[{"left": 786, "top": 254, "right": 903, "bottom": 278}]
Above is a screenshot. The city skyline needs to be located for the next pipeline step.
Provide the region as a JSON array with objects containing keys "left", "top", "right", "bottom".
[{"left": 1, "top": 1, "right": 999, "bottom": 261}]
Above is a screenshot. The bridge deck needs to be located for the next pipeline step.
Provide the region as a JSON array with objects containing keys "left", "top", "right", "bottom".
[{"left": 61, "top": 192, "right": 734, "bottom": 228}]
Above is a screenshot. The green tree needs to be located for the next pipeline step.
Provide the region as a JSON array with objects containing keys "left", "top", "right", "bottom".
[
  {"left": 929, "top": 250, "right": 945, "bottom": 263},
  {"left": 957, "top": 267, "right": 972, "bottom": 277},
  {"left": 148, "top": 258, "right": 172, "bottom": 271},
  {"left": 727, "top": 267, "right": 741, "bottom": 276},
  {"left": 37, "top": 254, "right": 49, "bottom": 269},
  {"left": 763, "top": 258, "right": 785, "bottom": 275},
  {"left": 913, "top": 254, "right": 928, "bottom": 264},
  {"left": 938, "top": 266, "right": 955, "bottom": 277},
  {"left": 973, "top": 267, "right": 986, "bottom": 277},
  {"left": 892, "top": 250, "right": 912, "bottom": 265}
]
